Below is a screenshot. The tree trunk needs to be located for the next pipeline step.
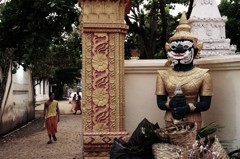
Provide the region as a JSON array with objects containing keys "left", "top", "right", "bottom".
[
  {"left": 187, "top": 0, "right": 194, "bottom": 19},
  {"left": 159, "top": 0, "right": 167, "bottom": 58}
]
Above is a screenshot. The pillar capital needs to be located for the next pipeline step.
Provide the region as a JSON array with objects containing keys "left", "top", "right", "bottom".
[{"left": 80, "top": 0, "right": 131, "bottom": 24}]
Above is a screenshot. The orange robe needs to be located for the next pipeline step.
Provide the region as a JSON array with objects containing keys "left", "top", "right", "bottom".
[{"left": 45, "top": 100, "right": 58, "bottom": 135}]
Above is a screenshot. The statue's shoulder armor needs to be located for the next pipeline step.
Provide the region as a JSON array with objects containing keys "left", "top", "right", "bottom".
[
  {"left": 157, "top": 69, "right": 170, "bottom": 77},
  {"left": 194, "top": 67, "right": 210, "bottom": 76}
]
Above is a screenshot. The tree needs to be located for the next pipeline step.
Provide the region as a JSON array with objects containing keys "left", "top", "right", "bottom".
[
  {"left": 0, "top": 0, "right": 80, "bottom": 76},
  {"left": 218, "top": 0, "right": 240, "bottom": 52},
  {"left": 30, "top": 31, "right": 82, "bottom": 86},
  {"left": 0, "top": 0, "right": 82, "bottom": 99},
  {"left": 47, "top": 31, "right": 82, "bottom": 99},
  {"left": 125, "top": 0, "right": 191, "bottom": 59}
]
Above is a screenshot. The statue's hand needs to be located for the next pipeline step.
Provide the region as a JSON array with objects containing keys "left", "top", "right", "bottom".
[
  {"left": 172, "top": 104, "right": 190, "bottom": 120},
  {"left": 169, "top": 94, "right": 187, "bottom": 109}
]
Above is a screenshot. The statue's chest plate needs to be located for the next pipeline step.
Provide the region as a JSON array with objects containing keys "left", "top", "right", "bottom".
[{"left": 161, "top": 68, "right": 207, "bottom": 100}]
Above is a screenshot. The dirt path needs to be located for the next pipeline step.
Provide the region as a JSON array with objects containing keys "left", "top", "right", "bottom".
[{"left": 0, "top": 101, "right": 83, "bottom": 159}]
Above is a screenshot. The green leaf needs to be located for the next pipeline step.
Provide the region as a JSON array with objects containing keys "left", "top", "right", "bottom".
[{"left": 50, "top": 3, "right": 56, "bottom": 8}]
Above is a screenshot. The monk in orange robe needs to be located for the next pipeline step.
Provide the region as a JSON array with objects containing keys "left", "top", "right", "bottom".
[{"left": 43, "top": 92, "right": 60, "bottom": 144}]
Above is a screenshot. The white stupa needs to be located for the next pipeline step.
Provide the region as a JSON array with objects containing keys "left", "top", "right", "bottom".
[{"left": 188, "top": 0, "right": 237, "bottom": 57}]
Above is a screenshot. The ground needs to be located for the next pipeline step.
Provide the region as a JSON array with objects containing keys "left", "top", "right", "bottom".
[
  {"left": 1, "top": 100, "right": 239, "bottom": 159},
  {"left": 0, "top": 100, "right": 83, "bottom": 159}
]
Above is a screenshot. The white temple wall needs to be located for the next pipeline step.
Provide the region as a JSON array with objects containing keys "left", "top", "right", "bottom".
[
  {"left": 189, "top": 0, "right": 237, "bottom": 57},
  {"left": 0, "top": 65, "right": 34, "bottom": 135},
  {"left": 124, "top": 55, "right": 240, "bottom": 151},
  {"left": 192, "top": 23, "right": 223, "bottom": 40},
  {"left": 34, "top": 79, "right": 49, "bottom": 104}
]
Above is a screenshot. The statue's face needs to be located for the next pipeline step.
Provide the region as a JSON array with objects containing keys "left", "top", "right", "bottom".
[{"left": 167, "top": 40, "right": 194, "bottom": 65}]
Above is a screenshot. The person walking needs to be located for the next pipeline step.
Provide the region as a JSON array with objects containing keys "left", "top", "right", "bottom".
[
  {"left": 43, "top": 92, "right": 60, "bottom": 144},
  {"left": 71, "top": 94, "right": 77, "bottom": 112},
  {"left": 73, "top": 91, "right": 82, "bottom": 115}
]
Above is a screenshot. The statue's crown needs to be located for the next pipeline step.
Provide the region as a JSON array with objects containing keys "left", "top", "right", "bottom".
[{"left": 169, "top": 12, "right": 198, "bottom": 48}]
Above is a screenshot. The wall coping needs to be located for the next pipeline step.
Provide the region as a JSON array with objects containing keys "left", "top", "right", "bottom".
[{"left": 124, "top": 55, "right": 240, "bottom": 74}]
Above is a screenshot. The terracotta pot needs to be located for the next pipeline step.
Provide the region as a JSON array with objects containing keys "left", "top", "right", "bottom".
[{"left": 131, "top": 49, "right": 139, "bottom": 57}]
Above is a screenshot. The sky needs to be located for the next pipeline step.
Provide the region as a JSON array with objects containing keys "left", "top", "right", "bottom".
[{"left": 170, "top": 0, "right": 221, "bottom": 16}]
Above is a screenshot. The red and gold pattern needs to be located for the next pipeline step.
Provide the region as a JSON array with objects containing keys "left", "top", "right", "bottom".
[{"left": 80, "top": 0, "right": 131, "bottom": 157}]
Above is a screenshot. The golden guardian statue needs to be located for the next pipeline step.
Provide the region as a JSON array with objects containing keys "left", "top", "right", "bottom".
[{"left": 155, "top": 12, "right": 213, "bottom": 129}]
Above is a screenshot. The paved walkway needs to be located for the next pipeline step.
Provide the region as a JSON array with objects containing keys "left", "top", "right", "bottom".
[{"left": 0, "top": 100, "right": 83, "bottom": 159}]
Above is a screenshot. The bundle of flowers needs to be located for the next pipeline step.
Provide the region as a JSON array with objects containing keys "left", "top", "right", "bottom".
[{"left": 188, "top": 136, "right": 229, "bottom": 159}]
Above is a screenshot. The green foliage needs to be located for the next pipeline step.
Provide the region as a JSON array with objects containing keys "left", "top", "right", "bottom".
[
  {"left": 125, "top": 0, "right": 240, "bottom": 58},
  {"left": 219, "top": 0, "right": 240, "bottom": 52},
  {"left": 125, "top": 0, "right": 186, "bottom": 59},
  {"left": 124, "top": 33, "right": 139, "bottom": 59},
  {"left": 0, "top": 0, "right": 81, "bottom": 86},
  {"left": 196, "top": 122, "right": 224, "bottom": 140},
  {"left": 48, "top": 31, "right": 82, "bottom": 84}
]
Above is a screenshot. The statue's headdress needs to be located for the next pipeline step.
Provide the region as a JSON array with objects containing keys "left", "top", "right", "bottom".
[{"left": 165, "top": 11, "right": 202, "bottom": 66}]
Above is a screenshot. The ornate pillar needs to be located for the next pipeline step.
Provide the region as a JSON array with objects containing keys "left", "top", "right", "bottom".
[{"left": 80, "top": 0, "right": 131, "bottom": 158}]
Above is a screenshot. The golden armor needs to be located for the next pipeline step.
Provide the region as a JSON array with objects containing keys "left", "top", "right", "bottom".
[
  {"left": 156, "top": 67, "right": 213, "bottom": 125},
  {"left": 156, "top": 12, "right": 213, "bottom": 128}
]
